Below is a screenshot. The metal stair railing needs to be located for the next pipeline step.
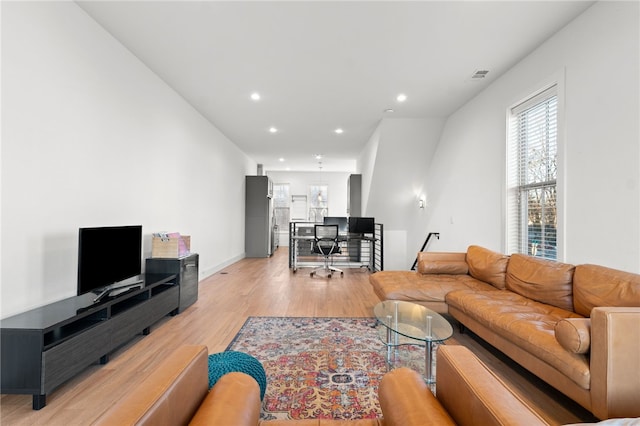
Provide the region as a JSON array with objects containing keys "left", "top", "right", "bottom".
[{"left": 410, "top": 232, "right": 440, "bottom": 270}]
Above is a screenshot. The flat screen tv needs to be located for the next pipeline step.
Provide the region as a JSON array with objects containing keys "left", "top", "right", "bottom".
[
  {"left": 77, "top": 225, "right": 143, "bottom": 298},
  {"left": 348, "top": 217, "right": 375, "bottom": 234},
  {"left": 324, "top": 216, "right": 348, "bottom": 233}
]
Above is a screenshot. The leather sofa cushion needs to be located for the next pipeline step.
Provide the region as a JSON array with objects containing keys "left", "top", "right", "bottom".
[
  {"left": 506, "top": 254, "right": 575, "bottom": 311},
  {"left": 466, "top": 245, "right": 509, "bottom": 289},
  {"left": 435, "top": 346, "right": 549, "bottom": 426},
  {"left": 379, "top": 367, "right": 456, "bottom": 426},
  {"left": 445, "top": 290, "right": 590, "bottom": 389},
  {"left": 573, "top": 264, "right": 640, "bottom": 317},
  {"left": 555, "top": 318, "right": 591, "bottom": 354},
  {"left": 417, "top": 251, "right": 468, "bottom": 275},
  {"left": 419, "top": 260, "right": 469, "bottom": 275},
  {"left": 370, "top": 271, "right": 496, "bottom": 304}
]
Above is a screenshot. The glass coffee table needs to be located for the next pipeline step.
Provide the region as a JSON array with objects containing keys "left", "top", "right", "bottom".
[{"left": 374, "top": 300, "right": 453, "bottom": 383}]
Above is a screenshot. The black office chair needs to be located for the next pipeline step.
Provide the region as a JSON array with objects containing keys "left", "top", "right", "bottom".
[{"left": 310, "top": 224, "right": 344, "bottom": 278}]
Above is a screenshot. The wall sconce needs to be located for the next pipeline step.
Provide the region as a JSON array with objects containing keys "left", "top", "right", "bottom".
[{"left": 418, "top": 198, "right": 425, "bottom": 209}]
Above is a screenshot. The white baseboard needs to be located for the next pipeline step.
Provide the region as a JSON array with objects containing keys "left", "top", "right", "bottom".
[{"left": 199, "top": 253, "right": 245, "bottom": 280}]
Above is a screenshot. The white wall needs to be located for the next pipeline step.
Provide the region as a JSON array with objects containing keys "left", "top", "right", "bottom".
[
  {"left": 358, "top": 118, "right": 445, "bottom": 269},
  {"left": 417, "top": 2, "right": 639, "bottom": 272},
  {"left": 1, "top": 2, "right": 255, "bottom": 318},
  {"left": 358, "top": 125, "right": 380, "bottom": 218}
]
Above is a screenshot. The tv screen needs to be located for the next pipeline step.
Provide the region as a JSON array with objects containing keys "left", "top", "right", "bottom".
[
  {"left": 324, "top": 216, "right": 348, "bottom": 233},
  {"left": 77, "top": 225, "right": 142, "bottom": 296},
  {"left": 348, "top": 217, "right": 375, "bottom": 234}
]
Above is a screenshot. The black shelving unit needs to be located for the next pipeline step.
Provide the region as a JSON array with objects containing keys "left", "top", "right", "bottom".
[
  {"left": 146, "top": 253, "right": 199, "bottom": 313},
  {"left": 0, "top": 274, "right": 178, "bottom": 410}
]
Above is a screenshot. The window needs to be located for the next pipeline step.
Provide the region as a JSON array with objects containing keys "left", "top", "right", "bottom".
[
  {"left": 308, "top": 185, "right": 328, "bottom": 223},
  {"left": 272, "top": 184, "right": 290, "bottom": 231},
  {"left": 507, "top": 86, "right": 558, "bottom": 260},
  {"left": 291, "top": 195, "right": 307, "bottom": 221}
]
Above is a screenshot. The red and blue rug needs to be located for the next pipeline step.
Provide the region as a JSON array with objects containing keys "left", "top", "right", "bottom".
[{"left": 226, "top": 316, "right": 427, "bottom": 420}]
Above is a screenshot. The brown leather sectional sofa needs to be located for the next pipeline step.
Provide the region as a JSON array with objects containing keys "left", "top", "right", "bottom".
[
  {"left": 93, "top": 344, "right": 550, "bottom": 425},
  {"left": 369, "top": 245, "right": 640, "bottom": 420}
]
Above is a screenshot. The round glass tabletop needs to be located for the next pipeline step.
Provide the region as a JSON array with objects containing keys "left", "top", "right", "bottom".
[{"left": 374, "top": 300, "right": 453, "bottom": 343}]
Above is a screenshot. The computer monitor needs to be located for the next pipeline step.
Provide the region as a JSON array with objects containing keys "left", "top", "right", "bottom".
[
  {"left": 348, "top": 217, "right": 375, "bottom": 234},
  {"left": 324, "top": 216, "right": 349, "bottom": 233}
]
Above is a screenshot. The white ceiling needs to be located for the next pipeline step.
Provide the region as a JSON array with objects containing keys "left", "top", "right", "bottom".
[{"left": 77, "top": 1, "right": 594, "bottom": 172}]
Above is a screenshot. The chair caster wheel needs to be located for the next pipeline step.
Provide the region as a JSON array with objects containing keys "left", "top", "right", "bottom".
[
  {"left": 328, "top": 274, "right": 332, "bottom": 278},
  {"left": 341, "top": 272, "right": 344, "bottom": 276},
  {"left": 310, "top": 272, "right": 314, "bottom": 277}
]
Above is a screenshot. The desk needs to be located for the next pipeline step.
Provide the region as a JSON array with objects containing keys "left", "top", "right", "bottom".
[{"left": 289, "top": 222, "right": 383, "bottom": 272}]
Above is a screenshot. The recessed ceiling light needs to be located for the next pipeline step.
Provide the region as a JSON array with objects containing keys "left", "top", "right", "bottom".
[
  {"left": 279, "top": 157, "right": 285, "bottom": 162},
  {"left": 269, "top": 127, "right": 278, "bottom": 133},
  {"left": 335, "top": 128, "right": 344, "bottom": 134},
  {"left": 396, "top": 93, "right": 407, "bottom": 102},
  {"left": 250, "top": 92, "right": 261, "bottom": 101},
  {"left": 384, "top": 108, "right": 395, "bottom": 113},
  {"left": 314, "top": 154, "right": 323, "bottom": 160}
]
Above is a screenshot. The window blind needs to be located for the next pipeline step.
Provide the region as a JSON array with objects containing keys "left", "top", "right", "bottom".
[
  {"left": 507, "top": 86, "right": 558, "bottom": 260},
  {"left": 273, "top": 183, "right": 290, "bottom": 230}
]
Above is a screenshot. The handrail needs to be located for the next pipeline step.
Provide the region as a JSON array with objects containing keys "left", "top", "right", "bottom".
[{"left": 410, "top": 232, "right": 440, "bottom": 270}]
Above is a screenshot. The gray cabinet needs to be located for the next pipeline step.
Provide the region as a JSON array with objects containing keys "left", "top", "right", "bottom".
[
  {"left": 348, "top": 174, "right": 362, "bottom": 217},
  {"left": 145, "top": 254, "right": 198, "bottom": 313},
  {"left": 42, "top": 320, "right": 112, "bottom": 393},
  {"left": 245, "top": 175, "right": 274, "bottom": 257},
  {"left": 347, "top": 174, "right": 363, "bottom": 261}
]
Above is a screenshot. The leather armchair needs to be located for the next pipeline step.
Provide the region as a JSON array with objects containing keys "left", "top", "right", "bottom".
[{"left": 93, "top": 345, "right": 554, "bottom": 426}]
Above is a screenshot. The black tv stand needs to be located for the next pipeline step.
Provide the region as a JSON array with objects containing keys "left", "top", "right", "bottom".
[{"left": 0, "top": 274, "right": 179, "bottom": 410}]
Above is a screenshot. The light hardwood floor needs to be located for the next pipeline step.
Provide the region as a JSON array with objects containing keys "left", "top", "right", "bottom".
[{"left": 1, "top": 248, "right": 598, "bottom": 425}]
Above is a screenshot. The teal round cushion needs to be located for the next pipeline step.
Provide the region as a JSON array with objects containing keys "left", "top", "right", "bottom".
[{"left": 207, "top": 351, "right": 267, "bottom": 400}]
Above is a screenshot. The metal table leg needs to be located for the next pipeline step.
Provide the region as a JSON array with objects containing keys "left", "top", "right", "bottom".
[{"left": 425, "top": 339, "right": 434, "bottom": 383}]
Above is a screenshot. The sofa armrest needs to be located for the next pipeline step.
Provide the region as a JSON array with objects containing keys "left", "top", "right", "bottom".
[
  {"left": 378, "top": 367, "right": 456, "bottom": 426},
  {"left": 379, "top": 345, "right": 549, "bottom": 426},
  {"left": 93, "top": 345, "right": 209, "bottom": 426},
  {"left": 190, "top": 371, "right": 261, "bottom": 426},
  {"left": 590, "top": 307, "right": 640, "bottom": 419},
  {"left": 435, "top": 345, "right": 549, "bottom": 426}
]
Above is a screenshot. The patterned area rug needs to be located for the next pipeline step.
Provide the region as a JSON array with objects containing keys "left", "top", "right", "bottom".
[{"left": 226, "top": 316, "right": 428, "bottom": 420}]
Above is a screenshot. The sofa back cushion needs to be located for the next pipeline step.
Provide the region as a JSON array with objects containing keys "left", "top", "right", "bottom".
[
  {"left": 506, "top": 254, "right": 575, "bottom": 311},
  {"left": 417, "top": 252, "right": 468, "bottom": 275},
  {"left": 466, "top": 245, "right": 509, "bottom": 289},
  {"left": 573, "top": 264, "right": 640, "bottom": 317}
]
